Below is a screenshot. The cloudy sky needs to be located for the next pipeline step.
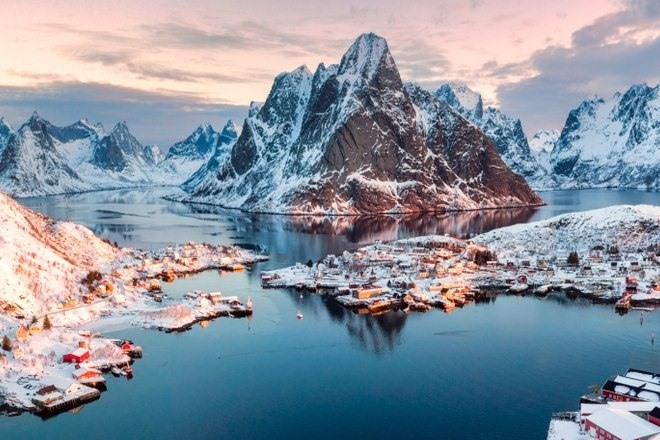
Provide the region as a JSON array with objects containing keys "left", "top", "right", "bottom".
[{"left": 0, "top": 0, "right": 658, "bottom": 147}]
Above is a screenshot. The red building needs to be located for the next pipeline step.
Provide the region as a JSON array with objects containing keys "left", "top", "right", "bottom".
[
  {"left": 585, "top": 407, "right": 660, "bottom": 439},
  {"left": 62, "top": 348, "right": 90, "bottom": 363}
]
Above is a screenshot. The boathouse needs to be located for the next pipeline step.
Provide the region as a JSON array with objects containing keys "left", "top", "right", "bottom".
[
  {"left": 584, "top": 407, "right": 660, "bottom": 439},
  {"left": 32, "top": 385, "right": 63, "bottom": 407},
  {"left": 62, "top": 348, "right": 90, "bottom": 363}
]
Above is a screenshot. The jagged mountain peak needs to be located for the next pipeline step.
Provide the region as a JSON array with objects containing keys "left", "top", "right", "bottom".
[
  {"left": 0, "top": 116, "right": 13, "bottom": 131},
  {"left": 219, "top": 120, "right": 240, "bottom": 144},
  {"left": 181, "top": 33, "right": 542, "bottom": 214},
  {"left": 28, "top": 110, "right": 41, "bottom": 122},
  {"left": 338, "top": 32, "right": 395, "bottom": 83},
  {"left": 435, "top": 82, "right": 483, "bottom": 119}
]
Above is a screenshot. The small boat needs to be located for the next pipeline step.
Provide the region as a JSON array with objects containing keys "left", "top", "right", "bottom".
[
  {"left": 123, "top": 364, "right": 133, "bottom": 378},
  {"left": 296, "top": 311, "right": 304, "bottom": 320},
  {"left": 110, "top": 366, "right": 122, "bottom": 376}
]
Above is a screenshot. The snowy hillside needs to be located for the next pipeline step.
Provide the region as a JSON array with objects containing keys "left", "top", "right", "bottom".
[
  {"left": 435, "top": 83, "right": 553, "bottom": 189},
  {"left": 475, "top": 205, "right": 660, "bottom": 259},
  {"left": 551, "top": 84, "right": 659, "bottom": 190},
  {"left": 0, "top": 191, "right": 121, "bottom": 318},
  {"left": 181, "top": 33, "right": 542, "bottom": 214}
]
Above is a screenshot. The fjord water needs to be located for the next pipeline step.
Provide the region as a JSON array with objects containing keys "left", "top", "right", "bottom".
[{"left": 5, "top": 188, "right": 659, "bottom": 439}]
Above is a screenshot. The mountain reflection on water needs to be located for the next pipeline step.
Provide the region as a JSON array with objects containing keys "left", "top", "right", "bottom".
[{"left": 185, "top": 203, "right": 538, "bottom": 243}]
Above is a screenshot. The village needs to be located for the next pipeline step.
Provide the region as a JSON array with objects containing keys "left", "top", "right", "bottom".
[
  {"left": 261, "top": 235, "right": 660, "bottom": 317},
  {"left": 0, "top": 241, "right": 265, "bottom": 417}
]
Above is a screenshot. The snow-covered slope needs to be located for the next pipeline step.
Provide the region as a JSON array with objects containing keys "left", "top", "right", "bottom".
[
  {"left": 156, "top": 121, "right": 239, "bottom": 185},
  {"left": 435, "top": 83, "right": 553, "bottom": 189},
  {"left": 181, "top": 33, "right": 542, "bottom": 214},
  {"left": 0, "top": 190, "right": 120, "bottom": 317},
  {"left": 0, "top": 114, "right": 235, "bottom": 197},
  {"left": 0, "top": 113, "right": 89, "bottom": 197},
  {"left": 552, "top": 84, "right": 659, "bottom": 190},
  {"left": 476, "top": 205, "right": 660, "bottom": 258},
  {"left": 529, "top": 129, "right": 559, "bottom": 173}
]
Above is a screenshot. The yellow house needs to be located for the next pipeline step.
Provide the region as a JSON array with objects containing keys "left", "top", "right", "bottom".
[{"left": 16, "top": 326, "right": 29, "bottom": 341}]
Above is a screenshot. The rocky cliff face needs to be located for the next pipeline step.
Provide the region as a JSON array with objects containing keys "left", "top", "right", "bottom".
[
  {"left": 551, "top": 84, "right": 659, "bottom": 190},
  {"left": 182, "top": 33, "right": 542, "bottom": 214},
  {"left": 435, "top": 83, "right": 552, "bottom": 189}
]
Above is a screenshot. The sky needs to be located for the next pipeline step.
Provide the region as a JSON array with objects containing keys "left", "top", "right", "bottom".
[{"left": 0, "top": 0, "right": 658, "bottom": 147}]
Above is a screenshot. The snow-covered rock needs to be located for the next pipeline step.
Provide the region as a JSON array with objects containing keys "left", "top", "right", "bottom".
[
  {"left": 156, "top": 120, "right": 239, "bottom": 185},
  {"left": 529, "top": 129, "right": 559, "bottom": 172},
  {"left": 551, "top": 84, "right": 659, "bottom": 190},
  {"left": 181, "top": 33, "right": 542, "bottom": 214},
  {"left": 435, "top": 83, "right": 553, "bottom": 189}
]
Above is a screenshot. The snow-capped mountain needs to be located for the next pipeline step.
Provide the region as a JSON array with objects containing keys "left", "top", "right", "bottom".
[
  {"left": 181, "top": 33, "right": 542, "bottom": 214},
  {"left": 529, "top": 129, "right": 559, "bottom": 173},
  {"left": 156, "top": 120, "right": 239, "bottom": 185},
  {"left": 435, "top": 83, "right": 552, "bottom": 189},
  {"left": 0, "top": 113, "right": 233, "bottom": 197},
  {"left": 0, "top": 190, "right": 120, "bottom": 317},
  {"left": 476, "top": 204, "right": 660, "bottom": 259},
  {"left": 0, "top": 113, "right": 89, "bottom": 197},
  {"left": 551, "top": 84, "right": 659, "bottom": 190}
]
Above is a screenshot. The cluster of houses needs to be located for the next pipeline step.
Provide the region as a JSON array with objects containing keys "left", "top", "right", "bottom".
[
  {"left": 549, "top": 368, "right": 660, "bottom": 440},
  {"left": 265, "top": 236, "right": 660, "bottom": 317}
]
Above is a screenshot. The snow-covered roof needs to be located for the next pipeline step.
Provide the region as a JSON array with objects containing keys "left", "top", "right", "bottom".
[
  {"left": 67, "top": 347, "right": 89, "bottom": 357},
  {"left": 586, "top": 407, "right": 660, "bottom": 439}
]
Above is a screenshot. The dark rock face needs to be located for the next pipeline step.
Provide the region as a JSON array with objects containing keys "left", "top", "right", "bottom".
[
  {"left": 165, "top": 123, "right": 219, "bottom": 161},
  {"left": 183, "top": 33, "right": 542, "bottom": 214},
  {"left": 435, "top": 83, "right": 551, "bottom": 188},
  {"left": 93, "top": 122, "right": 152, "bottom": 172}
]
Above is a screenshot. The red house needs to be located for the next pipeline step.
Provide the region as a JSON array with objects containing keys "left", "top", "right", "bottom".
[
  {"left": 585, "top": 407, "right": 660, "bottom": 439},
  {"left": 62, "top": 348, "right": 90, "bottom": 363}
]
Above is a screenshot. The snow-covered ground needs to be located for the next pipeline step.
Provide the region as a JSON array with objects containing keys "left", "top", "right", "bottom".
[{"left": 0, "top": 191, "right": 265, "bottom": 413}]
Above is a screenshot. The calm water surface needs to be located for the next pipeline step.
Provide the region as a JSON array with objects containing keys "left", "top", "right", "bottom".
[{"left": 3, "top": 187, "right": 658, "bottom": 440}]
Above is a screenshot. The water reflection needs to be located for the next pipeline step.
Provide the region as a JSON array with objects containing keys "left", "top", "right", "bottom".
[
  {"left": 305, "top": 293, "right": 407, "bottom": 354},
  {"left": 186, "top": 204, "right": 538, "bottom": 244}
]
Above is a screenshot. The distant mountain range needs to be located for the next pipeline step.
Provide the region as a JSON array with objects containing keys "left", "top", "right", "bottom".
[
  {"left": 0, "top": 33, "right": 656, "bottom": 205},
  {"left": 435, "top": 82, "right": 659, "bottom": 191},
  {"left": 179, "top": 33, "right": 542, "bottom": 214},
  {"left": 551, "top": 83, "right": 659, "bottom": 190},
  {"left": 0, "top": 112, "right": 238, "bottom": 197}
]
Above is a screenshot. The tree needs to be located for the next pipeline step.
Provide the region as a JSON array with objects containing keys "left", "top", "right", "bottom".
[
  {"left": 567, "top": 251, "right": 580, "bottom": 266},
  {"left": 2, "top": 335, "right": 12, "bottom": 352},
  {"left": 43, "top": 315, "right": 52, "bottom": 330}
]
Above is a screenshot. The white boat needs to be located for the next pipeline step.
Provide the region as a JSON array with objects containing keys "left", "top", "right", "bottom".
[
  {"left": 296, "top": 311, "right": 304, "bottom": 320},
  {"left": 110, "top": 366, "right": 122, "bottom": 376}
]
